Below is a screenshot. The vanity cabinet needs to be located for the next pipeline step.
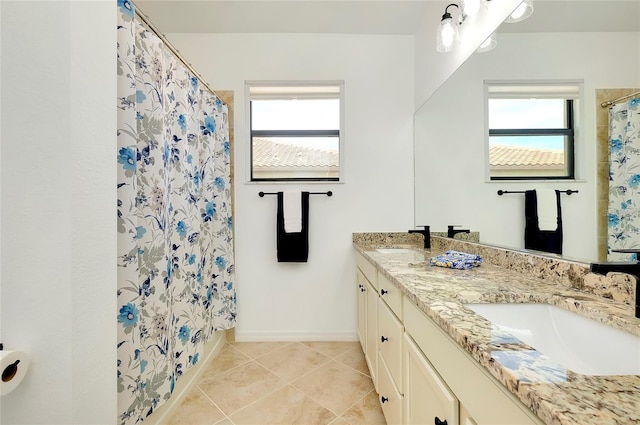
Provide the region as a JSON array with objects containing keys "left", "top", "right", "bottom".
[
  {"left": 404, "top": 299, "right": 543, "bottom": 425},
  {"left": 355, "top": 249, "right": 544, "bottom": 425}
]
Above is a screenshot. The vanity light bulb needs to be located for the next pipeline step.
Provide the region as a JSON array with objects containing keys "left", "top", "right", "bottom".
[
  {"left": 442, "top": 22, "right": 455, "bottom": 46},
  {"left": 437, "top": 17, "right": 459, "bottom": 52},
  {"left": 462, "top": 0, "right": 482, "bottom": 18}
]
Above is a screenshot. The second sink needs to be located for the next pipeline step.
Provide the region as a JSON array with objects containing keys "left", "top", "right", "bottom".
[{"left": 466, "top": 303, "right": 640, "bottom": 375}]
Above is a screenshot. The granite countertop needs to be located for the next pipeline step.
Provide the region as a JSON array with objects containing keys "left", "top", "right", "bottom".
[{"left": 353, "top": 233, "right": 640, "bottom": 425}]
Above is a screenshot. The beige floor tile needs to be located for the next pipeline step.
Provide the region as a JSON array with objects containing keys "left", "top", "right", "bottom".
[
  {"left": 200, "top": 344, "right": 250, "bottom": 380},
  {"left": 335, "top": 345, "right": 369, "bottom": 376},
  {"left": 213, "top": 419, "right": 233, "bottom": 425},
  {"left": 257, "top": 342, "right": 330, "bottom": 382},
  {"left": 340, "top": 390, "right": 386, "bottom": 425},
  {"left": 198, "top": 361, "right": 285, "bottom": 415},
  {"left": 229, "top": 385, "right": 336, "bottom": 425},
  {"left": 292, "top": 360, "right": 374, "bottom": 416},
  {"left": 230, "top": 341, "right": 292, "bottom": 359},
  {"left": 301, "top": 341, "right": 360, "bottom": 358},
  {"left": 328, "top": 418, "right": 351, "bottom": 425},
  {"left": 165, "top": 387, "right": 225, "bottom": 425}
]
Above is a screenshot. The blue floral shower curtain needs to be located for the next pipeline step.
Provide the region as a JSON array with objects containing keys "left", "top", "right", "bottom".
[
  {"left": 608, "top": 97, "right": 640, "bottom": 260},
  {"left": 116, "top": 3, "right": 236, "bottom": 424}
]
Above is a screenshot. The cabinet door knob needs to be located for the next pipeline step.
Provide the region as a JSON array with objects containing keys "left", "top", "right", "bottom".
[
  {"left": 381, "top": 396, "right": 389, "bottom": 404},
  {"left": 360, "top": 287, "right": 366, "bottom": 292},
  {"left": 381, "top": 336, "right": 388, "bottom": 343},
  {"left": 434, "top": 417, "right": 447, "bottom": 425},
  {"left": 380, "top": 289, "right": 388, "bottom": 295}
]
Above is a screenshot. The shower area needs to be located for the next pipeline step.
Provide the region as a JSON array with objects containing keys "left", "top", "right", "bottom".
[
  {"left": 116, "top": 2, "right": 236, "bottom": 423},
  {"left": 597, "top": 89, "right": 640, "bottom": 261}
]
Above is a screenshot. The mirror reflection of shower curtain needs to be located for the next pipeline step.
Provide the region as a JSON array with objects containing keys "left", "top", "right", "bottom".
[{"left": 608, "top": 97, "right": 640, "bottom": 261}]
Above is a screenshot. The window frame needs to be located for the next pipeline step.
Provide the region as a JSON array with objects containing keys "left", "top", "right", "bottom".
[
  {"left": 485, "top": 81, "right": 581, "bottom": 181},
  {"left": 246, "top": 81, "right": 344, "bottom": 183}
]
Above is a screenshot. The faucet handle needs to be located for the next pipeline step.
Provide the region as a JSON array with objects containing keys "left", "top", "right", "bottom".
[{"left": 416, "top": 225, "right": 430, "bottom": 230}]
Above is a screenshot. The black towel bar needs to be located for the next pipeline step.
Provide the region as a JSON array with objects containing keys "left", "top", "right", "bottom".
[
  {"left": 259, "top": 191, "right": 333, "bottom": 197},
  {"left": 497, "top": 189, "right": 578, "bottom": 196}
]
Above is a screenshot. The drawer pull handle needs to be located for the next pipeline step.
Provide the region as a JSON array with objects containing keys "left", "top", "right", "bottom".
[
  {"left": 381, "top": 396, "right": 389, "bottom": 404},
  {"left": 380, "top": 289, "right": 388, "bottom": 295},
  {"left": 381, "top": 336, "right": 388, "bottom": 343},
  {"left": 434, "top": 417, "right": 447, "bottom": 425}
]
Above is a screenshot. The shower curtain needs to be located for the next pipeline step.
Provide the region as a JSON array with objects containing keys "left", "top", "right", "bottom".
[
  {"left": 608, "top": 97, "right": 640, "bottom": 261},
  {"left": 116, "top": 2, "right": 236, "bottom": 424}
]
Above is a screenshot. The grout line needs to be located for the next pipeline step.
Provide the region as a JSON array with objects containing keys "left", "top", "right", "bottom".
[
  {"left": 194, "top": 385, "right": 232, "bottom": 425},
  {"left": 229, "top": 341, "right": 294, "bottom": 360}
]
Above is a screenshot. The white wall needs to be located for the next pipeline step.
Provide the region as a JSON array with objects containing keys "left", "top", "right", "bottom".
[
  {"left": 166, "top": 33, "right": 415, "bottom": 340},
  {"left": 413, "top": 0, "right": 522, "bottom": 109},
  {"left": 1, "top": 2, "right": 116, "bottom": 423},
  {"left": 414, "top": 32, "right": 640, "bottom": 261}
]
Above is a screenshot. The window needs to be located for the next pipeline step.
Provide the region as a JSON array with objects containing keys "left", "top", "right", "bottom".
[
  {"left": 247, "top": 82, "right": 343, "bottom": 181},
  {"left": 486, "top": 82, "right": 580, "bottom": 180}
]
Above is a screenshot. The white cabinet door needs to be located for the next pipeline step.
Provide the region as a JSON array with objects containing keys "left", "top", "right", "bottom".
[
  {"left": 356, "top": 269, "right": 367, "bottom": 350},
  {"left": 378, "top": 352, "right": 403, "bottom": 425},
  {"left": 365, "top": 278, "right": 378, "bottom": 389},
  {"left": 404, "top": 333, "right": 459, "bottom": 425}
]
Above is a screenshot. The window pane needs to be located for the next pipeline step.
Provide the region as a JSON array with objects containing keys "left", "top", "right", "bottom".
[
  {"left": 251, "top": 99, "right": 339, "bottom": 131},
  {"left": 489, "top": 135, "right": 568, "bottom": 178},
  {"left": 252, "top": 136, "right": 339, "bottom": 180},
  {"left": 488, "top": 99, "right": 566, "bottom": 129}
]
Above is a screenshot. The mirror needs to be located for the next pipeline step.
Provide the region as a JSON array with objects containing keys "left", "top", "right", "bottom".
[{"left": 413, "top": 0, "right": 640, "bottom": 263}]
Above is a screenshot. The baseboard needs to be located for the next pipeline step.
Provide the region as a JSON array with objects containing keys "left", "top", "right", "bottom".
[
  {"left": 144, "top": 331, "right": 227, "bottom": 425},
  {"left": 234, "top": 330, "right": 358, "bottom": 342}
]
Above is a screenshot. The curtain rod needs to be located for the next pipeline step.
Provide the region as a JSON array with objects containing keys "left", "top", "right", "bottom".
[
  {"left": 600, "top": 91, "right": 640, "bottom": 108},
  {"left": 133, "top": 2, "right": 225, "bottom": 104}
]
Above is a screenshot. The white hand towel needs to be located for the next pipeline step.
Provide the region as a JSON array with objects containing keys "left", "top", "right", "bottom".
[
  {"left": 536, "top": 189, "right": 558, "bottom": 231},
  {"left": 283, "top": 190, "right": 302, "bottom": 233}
]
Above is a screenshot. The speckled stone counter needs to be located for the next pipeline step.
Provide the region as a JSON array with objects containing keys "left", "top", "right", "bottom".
[{"left": 353, "top": 232, "right": 640, "bottom": 425}]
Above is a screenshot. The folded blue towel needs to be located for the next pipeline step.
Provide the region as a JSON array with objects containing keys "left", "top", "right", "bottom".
[{"left": 430, "top": 250, "right": 483, "bottom": 270}]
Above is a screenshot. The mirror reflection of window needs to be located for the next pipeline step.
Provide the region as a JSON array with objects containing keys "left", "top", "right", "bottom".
[{"left": 485, "top": 82, "right": 581, "bottom": 180}]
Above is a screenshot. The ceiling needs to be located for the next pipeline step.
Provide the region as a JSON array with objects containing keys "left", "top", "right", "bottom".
[{"left": 135, "top": 0, "right": 640, "bottom": 35}]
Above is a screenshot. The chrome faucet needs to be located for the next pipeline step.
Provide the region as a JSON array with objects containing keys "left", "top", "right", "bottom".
[
  {"left": 447, "top": 225, "right": 470, "bottom": 238},
  {"left": 590, "top": 252, "right": 640, "bottom": 319},
  {"left": 408, "top": 225, "right": 430, "bottom": 249}
]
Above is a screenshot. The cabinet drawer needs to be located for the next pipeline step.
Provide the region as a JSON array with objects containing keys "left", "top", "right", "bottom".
[
  {"left": 355, "top": 251, "right": 377, "bottom": 290},
  {"left": 377, "top": 352, "right": 403, "bottom": 425},
  {"left": 378, "top": 298, "right": 403, "bottom": 391},
  {"left": 378, "top": 272, "right": 402, "bottom": 317}
]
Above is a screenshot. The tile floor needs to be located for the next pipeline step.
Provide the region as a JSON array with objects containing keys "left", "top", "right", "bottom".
[{"left": 167, "top": 341, "right": 386, "bottom": 425}]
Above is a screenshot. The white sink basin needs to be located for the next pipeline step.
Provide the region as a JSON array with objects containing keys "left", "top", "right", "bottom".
[
  {"left": 375, "top": 248, "right": 415, "bottom": 254},
  {"left": 466, "top": 303, "right": 640, "bottom": 375}
]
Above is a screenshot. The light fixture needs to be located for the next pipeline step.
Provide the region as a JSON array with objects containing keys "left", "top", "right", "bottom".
[
  {"left": 476, "top": 32, "right": 497, "bottom": 52},
  {"left": 437, "top": 3, "right": 461, "bottom": 53},
  {"left": 504, "top": 0, "right": 534, "bottom": 23},
  {"left": 461, "top": 0, "right": 483, "bottom": 19}
]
